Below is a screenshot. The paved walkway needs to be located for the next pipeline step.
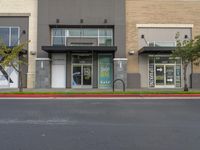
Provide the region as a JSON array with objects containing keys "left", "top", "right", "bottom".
[{"left": 0, "top": 88, "right": 199, "bottom": 92}]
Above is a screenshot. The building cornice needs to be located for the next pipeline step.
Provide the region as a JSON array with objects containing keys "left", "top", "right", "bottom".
[
  {"left": 136, "top": 24, "right": 194, "bottom": 28},
  {"left": 0, "top": 13, "right": 31, "bottom": 17}
]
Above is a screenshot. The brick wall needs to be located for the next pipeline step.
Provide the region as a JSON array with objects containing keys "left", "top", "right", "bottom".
[{"left": 126, "top": 0, "right": 200, "bottom": 73}]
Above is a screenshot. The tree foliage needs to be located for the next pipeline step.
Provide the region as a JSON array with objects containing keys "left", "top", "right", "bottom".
[
  {"left": 172, "top": 33, "right": 200, "bottom": 91},
  {"left": 0, "top": 40, "right": 29, "bottom": 92}
]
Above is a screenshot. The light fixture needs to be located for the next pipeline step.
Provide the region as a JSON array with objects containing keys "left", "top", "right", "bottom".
[
  {"left": 128, "top": 50, "right": 135, "bottom": 55},
  {"left": 104, "top": 19, "right": 108, "bottom": 24},
  {"left": 56, "top": 19, "right": 60, "bottom": 24},
  {"left": 30, "top": 51, "right": 36, "bottom": 55},
  {"left": 185, "top": 35, "right": 188, "bottom": 39},
  {"left": 141, "top": 34, "right": 144, "bottom": 39},
  {"left": 80, "top": 19, "right": 84, "bottom": 24},
  {"left": 22, "top": 30, "right": 26, "bottom": 34}
]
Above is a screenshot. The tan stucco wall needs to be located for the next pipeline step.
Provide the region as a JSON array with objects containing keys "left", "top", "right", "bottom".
[
  {"left": 126, "top": 0, "right": 200, "bottom": 74},
  {"left": 0, "top": 0, "right": 38, "bottom": 88}
]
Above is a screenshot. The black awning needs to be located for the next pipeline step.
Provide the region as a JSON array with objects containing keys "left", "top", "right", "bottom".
[
  {"left": 42, "top": 46, "right": 117, "bottom": 53},
  {"left": 138, "top": 47, "right": 176, "bottom": 55}
]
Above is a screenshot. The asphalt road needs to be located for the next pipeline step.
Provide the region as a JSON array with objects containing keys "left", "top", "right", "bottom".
[{"left": 0, "top": 98, "right": 200, "bottom": 150}]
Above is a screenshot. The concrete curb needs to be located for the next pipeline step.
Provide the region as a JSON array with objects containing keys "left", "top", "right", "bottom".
[{"left": 0, "top": 94, "right": 200, "bottom": 98}]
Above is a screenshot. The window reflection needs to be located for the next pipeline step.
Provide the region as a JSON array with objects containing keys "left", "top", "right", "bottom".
[
  {"left": 52, "top": 28, "right": 113, "bottom": 46},
  {"left": 0, "top": 27, "right": 19, "bottom": 46}
]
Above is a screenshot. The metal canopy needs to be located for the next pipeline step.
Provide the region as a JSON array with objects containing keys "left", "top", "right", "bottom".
[
  {"left": 42, "top": 46, "right": 117, "bottom": 53},
  {"left": 138, "top": 47, "right": 176, "bottom": 54}
]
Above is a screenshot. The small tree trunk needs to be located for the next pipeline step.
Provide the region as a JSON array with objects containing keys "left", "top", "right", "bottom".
[
  {"left": 18, "top": 68, "right": 23, "bottom": 92},
  {"left": 183, "top": 64, "right": 188, "bottom": 91}
]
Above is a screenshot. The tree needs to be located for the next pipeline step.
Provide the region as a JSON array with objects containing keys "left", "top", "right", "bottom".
[
  {"left": 0, "top": 41, "right": 28, "bottom": 92},
  {"left": 172, "top": 33, "right": 200, "bottom": 91}
]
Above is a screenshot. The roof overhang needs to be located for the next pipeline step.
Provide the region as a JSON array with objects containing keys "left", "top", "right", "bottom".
[
  {"left": 42, "top": 46, "right": 117, "bottom": 53},
  {"left": 138, "top": 47, "right": 176, "bottom": 55}
]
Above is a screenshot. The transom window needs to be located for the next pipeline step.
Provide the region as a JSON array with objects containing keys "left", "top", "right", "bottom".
[
  {"left": 51, "top": 28, "right": 113, "bottom": 46},
  {"left": 0, "top": 27, "right": 20, "bottom": 46},
  {"left": 147, "top": 41, "right": 177, "bottom": 47}
]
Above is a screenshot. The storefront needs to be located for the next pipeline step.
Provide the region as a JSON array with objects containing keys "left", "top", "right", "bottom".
[
  {"left": 148, "top": 55, "right": 182, "bottom": 88},
  {"left": 40, "top": 27, "right": 116, "bottom": 89},
  {"left": 138, "top": 46, "right": 191, "bottom": 89},
  {"left": 49, "top": 52, "right": 114, "bottom": 89}
]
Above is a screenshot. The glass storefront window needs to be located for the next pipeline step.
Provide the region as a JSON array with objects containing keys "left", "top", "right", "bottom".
[
  {"left": 99, "top": 29, "right": 113, "bottom": 36},
  {"left": 72, "top": 55, "right": 92, "bottom": 64},
  {"left": 52, "top": 28, "right": 113, "bottom": 46},
  {"left": 0, "top": 28, "right": 9, "bottom": 45},
  {"left": 176, "top": 65, "right": 181, "bottom": 87},
  {"left": 52, "top": 37, "right": 65, "bottom": 45},
  {"left": 11, "top": 28, "right": 19, "bottom": 46},
  {"left": 83, "top": 29, "right": 98, "bottom": 37},
  {"left": 149, "top": 56, "right": 181, "bottom": 88},
  {"left": 99, "top": 37, "right": 112, "bottom": 46},
  {"left": 98, "top": 55, "right": 113, "bottom": 88},
  {"left": 52, "top": 29, "right": 65, "bottom": 36},
  {"left": 0, "top": 27, "right": 19, "bottom": 46},
  {"left": 68, "top": 29, "right": 81, "bottom": 37}
]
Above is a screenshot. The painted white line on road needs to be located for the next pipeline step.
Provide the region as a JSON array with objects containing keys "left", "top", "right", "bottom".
[{"left": 0, "top": 119, "right": 76, "bottom": 125}]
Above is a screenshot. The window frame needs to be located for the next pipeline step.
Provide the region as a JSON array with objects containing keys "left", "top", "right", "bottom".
[
  {"left": 0, "top": 26, "right": 20, "bottom": 46},
  {"left": 51, "top": 28, "right": 113, "bottom": 46}
]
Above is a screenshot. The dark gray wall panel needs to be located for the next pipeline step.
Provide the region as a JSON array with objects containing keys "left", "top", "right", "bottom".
[
  {"left": 93, "top": 52, "right": 98, "bottom": 88},
  {"left": 127, "top": 73, "right": 141, "bottom": 89},
  {"left": 35, "top": 60, "right": 51, "bottom": 88},
  {"left": 191, "top": 73, "right": 200, "bottom": 89},
  {"left": 66, "top": 52, "right": 72, "bottom": 88},
  {"left": 37, "top": 0, "right": 125, "bottom": 58}
]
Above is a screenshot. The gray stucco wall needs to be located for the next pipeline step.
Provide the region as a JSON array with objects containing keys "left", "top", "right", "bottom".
[
  {"left": 37, "top": 0, "right": 126, "bottom": 58},
  {"left": 127, "top": 73, "right": 141, "bottom": 89},
  {"left": 35, "top": 59, "right": 51, "bottom": 88},
  {"left": 191, "top": 73, "right": 200, "bottom": 89},
  {"left": 66, "top": 52, "right": 71, "bottom": 88},
  {"left": 0, "top": 16, "right": 29, "bottom": 88}
]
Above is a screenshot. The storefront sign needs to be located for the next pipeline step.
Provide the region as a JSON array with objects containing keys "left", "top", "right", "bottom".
[{"left": 98, "top": 55, "right": 113, "bottom": 88}]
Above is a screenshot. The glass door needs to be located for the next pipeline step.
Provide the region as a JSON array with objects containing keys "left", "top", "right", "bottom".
[
  {"left": 155, "top": 64, "right": 175, "bottom": 87},
  {"left": 72, "top": 65, "right": 92, "bottom": 88},
  {"left": 165, "top": 65, "right": 175, "bottom": 86},
  {"left": 72, "top": 65, "right": 82, "bottom": 87},
  {"left": 72, "top": 54, "right": 93, "bottom": 88},
  {"left": 83, "top": 65, "right": 92, "bottom": 86},
  {"left": 155, "top": 65, "right": 165, "bottom": 86}
]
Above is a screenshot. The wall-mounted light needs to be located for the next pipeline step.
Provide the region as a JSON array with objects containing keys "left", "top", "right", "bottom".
[
  {"left": 184, "top": 35, "right": 188, "bottom": 39},
  {"left": 56, "top": 19, "right": 60, "bottom": 24},
  {"left": 30, "top": 51, "right": 36, "bottom": 55},
  {"left": 80, "top": 19, "right": 84, "bottom": 24},
  {"left": 128, "top": 50, "right": 135, "bottom": 55},
  {"left": 104, "top": 19, "right": 108, "bottom": 24},
  {"left": 141, "top": 34, "right": 145, "bottom": 39},
  {"left": 22, "top": 30, "right": 26, "bottom": 34}
]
